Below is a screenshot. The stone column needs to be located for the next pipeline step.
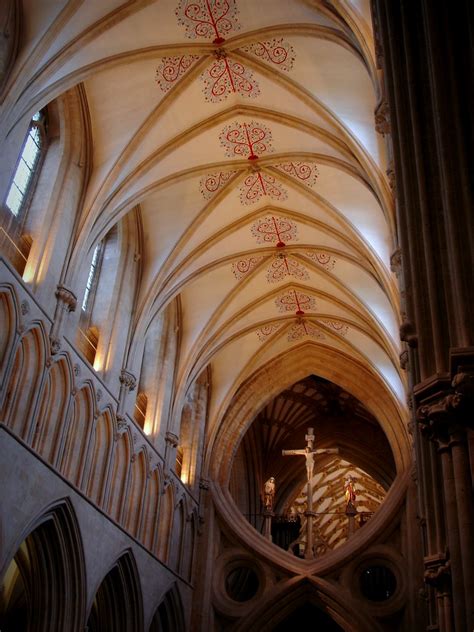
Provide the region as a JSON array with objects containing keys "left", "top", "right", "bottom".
[
  {"left": 49, "top": 284, "right": 77, "bottom": 354},
  {"left": 262, "top": 509, "right": 273, "bottom": 542},
  {"left": 165, "top": 430, "right": 179, "bottom": 472}
]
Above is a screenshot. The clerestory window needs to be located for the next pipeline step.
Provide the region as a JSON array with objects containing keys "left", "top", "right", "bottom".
[{"left": 5, "top": 110, "right": 47, "bottom": 218}]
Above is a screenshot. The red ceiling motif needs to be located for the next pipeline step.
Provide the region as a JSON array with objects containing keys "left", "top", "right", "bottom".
[
  {"left": 231, "top": 256, "right": 265, "bottom": 280},
  {"left": 251, "top": 216, "right": 297, "bottom": 247},
  {"left": 266, "top": 254, "right": 309, "bottom": 283},
  {"left": 276, "top": 161, "right": 319, "bottom": 187},
  {"left": 219, "top": 121, "right": 273, "bottom": 160},
  {"left": 175, "top": 0, "right": 240, "bottom": 43},
  {"left": 275, "top": 289, "right": 316, "bottom": 315},
  {"left": 256, "top": 323, "right": 282, "bottom": 341},
  {"left": 201, "top": 56, "right": 259, "bottom": 101},
  {"left": 287, "top": 320, "right": 325, "bottom": 342},
  {"left": 303, "top": 251, "right": 336, "bottom": 271},
  {"left": 239, "top": 171, "right": 287, "bottom": 205},
  {"left": 155, "top": 55, "right": 200, "bottom": 91},
  {"left": 199, "top": 170, "right": 236, "bottom": 199},
  {"left": 243, "top": 38, "right": 295, "bottom": 72},
  {"left": 319, "top": 320, "right": 349, "bottom": 336}
]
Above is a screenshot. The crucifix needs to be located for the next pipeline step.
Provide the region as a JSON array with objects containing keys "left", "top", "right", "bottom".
[{"left": 282, "top": 427, "right": 339, "bottom": 559}]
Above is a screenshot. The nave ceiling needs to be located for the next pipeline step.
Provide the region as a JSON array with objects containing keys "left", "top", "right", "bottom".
[{"left": 1, "top": 0, "right": 407, "bottom": 463}]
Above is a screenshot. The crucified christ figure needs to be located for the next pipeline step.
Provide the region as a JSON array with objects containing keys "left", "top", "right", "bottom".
[{"left": 282, "top": 427, "right": 338, "bottom": 559}]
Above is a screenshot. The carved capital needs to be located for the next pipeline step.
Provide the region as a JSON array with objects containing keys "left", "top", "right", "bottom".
[
  {"left": 115, "top": 414, "right": 128, "bottom": 440},
  {"left": 399, "top": 318, "right": 417, "bottom": 348},
  {"left": 55, "top": 284, "right": 77, "bottom": 312},
  {"left": 119, "top": 369, "right": 136, "bottom": 392},
  {"left": 400, "top": 349, "right": 409, "bottom": 370},
  {"left": 199, "top": 478, "right": 210, "bottom": 491},
  {"left": 49, "top": 335, "right": 61, "bottom": 355},
  {"left": 390, "top": 248, "right": 402, "bottom": 275},
  {"left": 374, "top": 99, "right": 390, "bottom": 135},
  {"left": 386, "top": 161, "right": 396, "bottom": 193},
  {"left": 165, "top": 431, "right": 179, "bottom": 448},
  {"left": 424, "top": 554, "right": 451, "bottom": 592}
]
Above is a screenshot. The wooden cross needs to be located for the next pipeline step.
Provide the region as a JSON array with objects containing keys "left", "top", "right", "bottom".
[{"left": 282, "top": 427, "right": 338, "bottom": 559}]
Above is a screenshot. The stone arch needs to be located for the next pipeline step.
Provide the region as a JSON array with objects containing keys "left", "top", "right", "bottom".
[
  {"left": 125, "top": 448, "right": 148, "bottom": 537},
  {"left": 0, "top": 286, "right": 18, "bottom": 385},
  {"left": 181, "top": 510, "right": 197, "bottom": 583},
  {"left": 85, "top": 409, "right": 114, "bottom": 507},
  {"left": 0, "top": 323, "right": 47, "bottom": 440},
  {"left": 140, "top": 466, "right": 162, "bottom": 551},
  {"left": 107, "top": 427, "right": 132, "bottom": 524},
  {"left": 149, "top": 583, "right": 185, "bottom": 632},
  {"left": 60, "top": 382, "right": 95, "bottom": 486},
  {"left": 86, "top": 549, "right": 144, "bottom": 632},
  {"left": 233, "top": 577, "right": 382, "bottom": 632},
  {"left": 157, "top": 483, "right": 174, "bottom": 563},
  {"left": 0, "top": 498, "right": 86, "bottom": 632},
  {"left": 168, "top": 497, "right": 186, "bottom": 574},
  {"left": 32, "top": 354, "right": 72, "bottom": 463},
  {"left": 208, "top": 343, "right": 410, "bottom": 486}
]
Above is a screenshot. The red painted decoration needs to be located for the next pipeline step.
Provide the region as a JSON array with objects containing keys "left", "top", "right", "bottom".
[
  {"left": 276, "top": 161, "right": 319, "bottom": 187},
  {"left": 319, "top": 320, "right": 349, "bottom": 336},
  {"left": 239, "top": 171, "right": 287, "bottom": 204},
  {"left": 251, "top": 216, "right": 297, "bottom": 248},
  {"left": 219, "top": 120, "right": 273, "bottom": 160},
  {"left": 287, "top": 320, "right": 325, "bottom": 342},
  {"left": 200, "top": 170, "right": 236, "bottom": 199},
  {"left": 275, "top": 289, "right": 316, "bottom": 315},
  {"left": 256, "top": 323, "right": 281, "bottom": 341},
  {"left": 266, "top": 255, "right": 309, "bottom": 283},
  {"left": 231, "top": 256, "right": 265, "bottom": 280},
  {"left": 175, "top": 0, "right": 240, "bottom": 43},
  {"left": 303, "top": 250, "right": 336, "bottom": 271},
  {"left": 201, "top": 57, "right": 259, "bottom": 101},
  {"left": 243, "top": 38, "right": 295, "bottom": 72},
  {"left": 155, "top": 55, "right": 200, "bottom": 91}
]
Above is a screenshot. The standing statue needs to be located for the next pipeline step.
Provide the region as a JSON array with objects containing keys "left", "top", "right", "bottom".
[
  {"left": 263, "top": 477, "right": 276, "bottom": 511},
  {"left": 344, "top": 476, "right": 356, "bottom": 507}
]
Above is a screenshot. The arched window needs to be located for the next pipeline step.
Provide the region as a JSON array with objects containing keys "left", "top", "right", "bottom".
[
  {"left": 81, "top": 241, "right": 103, "bottom": 313},
  {"left": 5, "top": 110, "right": 47, "bottom": 218},
  {"left": 1, "top": 110, "right": 47, "bottom": 274}
]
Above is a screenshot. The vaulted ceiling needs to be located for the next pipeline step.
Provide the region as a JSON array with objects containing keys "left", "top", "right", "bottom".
[{"left": 6, "top": 0, "right": 406, "bottom": 438}]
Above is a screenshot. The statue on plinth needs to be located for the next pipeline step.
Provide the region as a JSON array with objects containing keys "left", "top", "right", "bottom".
[{"left": 263, "top": 476, "right": 276, "bottom": 511}]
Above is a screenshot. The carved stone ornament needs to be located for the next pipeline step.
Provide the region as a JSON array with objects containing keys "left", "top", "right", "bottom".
[
  {"left": 96, "top": 388, "right": 102, "bottom": 402},
  {"left": 424, "top": 555, "right": 451, "bottom": 592},
  {"left": 199, "top": 478, "right": 210, "bottom": 491},
  {"left": 119, "top": 369, "right": 137, "bottom": 392},
  {"left": 55, "top": 284, "right": 77, "bottom": 312},
  {"left": 416, "top": 371, "right": 474, "bottom": 442},
  {"left": 399, "top": 317, "right": 417, "bottom": 348},
  {"left": 73, "top": 363, "right": 81, "bottom": 377},
  {"left": 165, "top": 431, "right": 179, "bottom": 448},
  {"left": 49, "top": 335, "right": 61, "bottom": 355},
  {"left": 115, "top": 414, "right": 128, "bottom": 440},
  {"left": 386, "top": 161, "right": 396, "bottom": 192},
  {"left": 390, "top": 248, "right": 402, "bottom": 275},
  {"left": 400, "top": 349, "right": 409, "bottom": 370},
  {"left": 374, "top": 99, "right": 390, "bottom": 135},
  {"left": 20, "top": 300, "right": 30, "bottom": 315}
]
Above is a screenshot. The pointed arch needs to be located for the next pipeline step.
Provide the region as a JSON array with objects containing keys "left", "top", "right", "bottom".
[
  {"left": 156, "top": 483, "right": 174, "bottom": 563},
  {"left": 124, "top": 448, "right": 148, "bottom": 537},
  {"left": 0, "top": 323, "right": 47, "bottom": 440},
  {"left": 149, "top": 583, "right": 185, "bottom": 632},
  {"left": 234, "top": 577, "right": 382, "bottom": 632},
  {"left": 168, "top": 498, "right": 186, "bottom": 574},
  {"left": 0, "top": 286, "right": 18, "bottom": 383},
  {"left": 107, "top": 428, "right": 132, "bottom": 524},
  {"left": 86, "top": 550, "right": 143, "bottom": 632},
  {"left": 60, "top": 382, "right": 95, "bottom": 485},
  {"left": 32, "top": 355, "right": 72, "bottom": 463},
  {"left": 140, "top": 466, "right": 162, "bottom": 551},
  {"left": 85, "top": 409, "right": 114, "bottom": 506},
  {"left": 0, "top": 498, "right": 86, "bottom": 632}
]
